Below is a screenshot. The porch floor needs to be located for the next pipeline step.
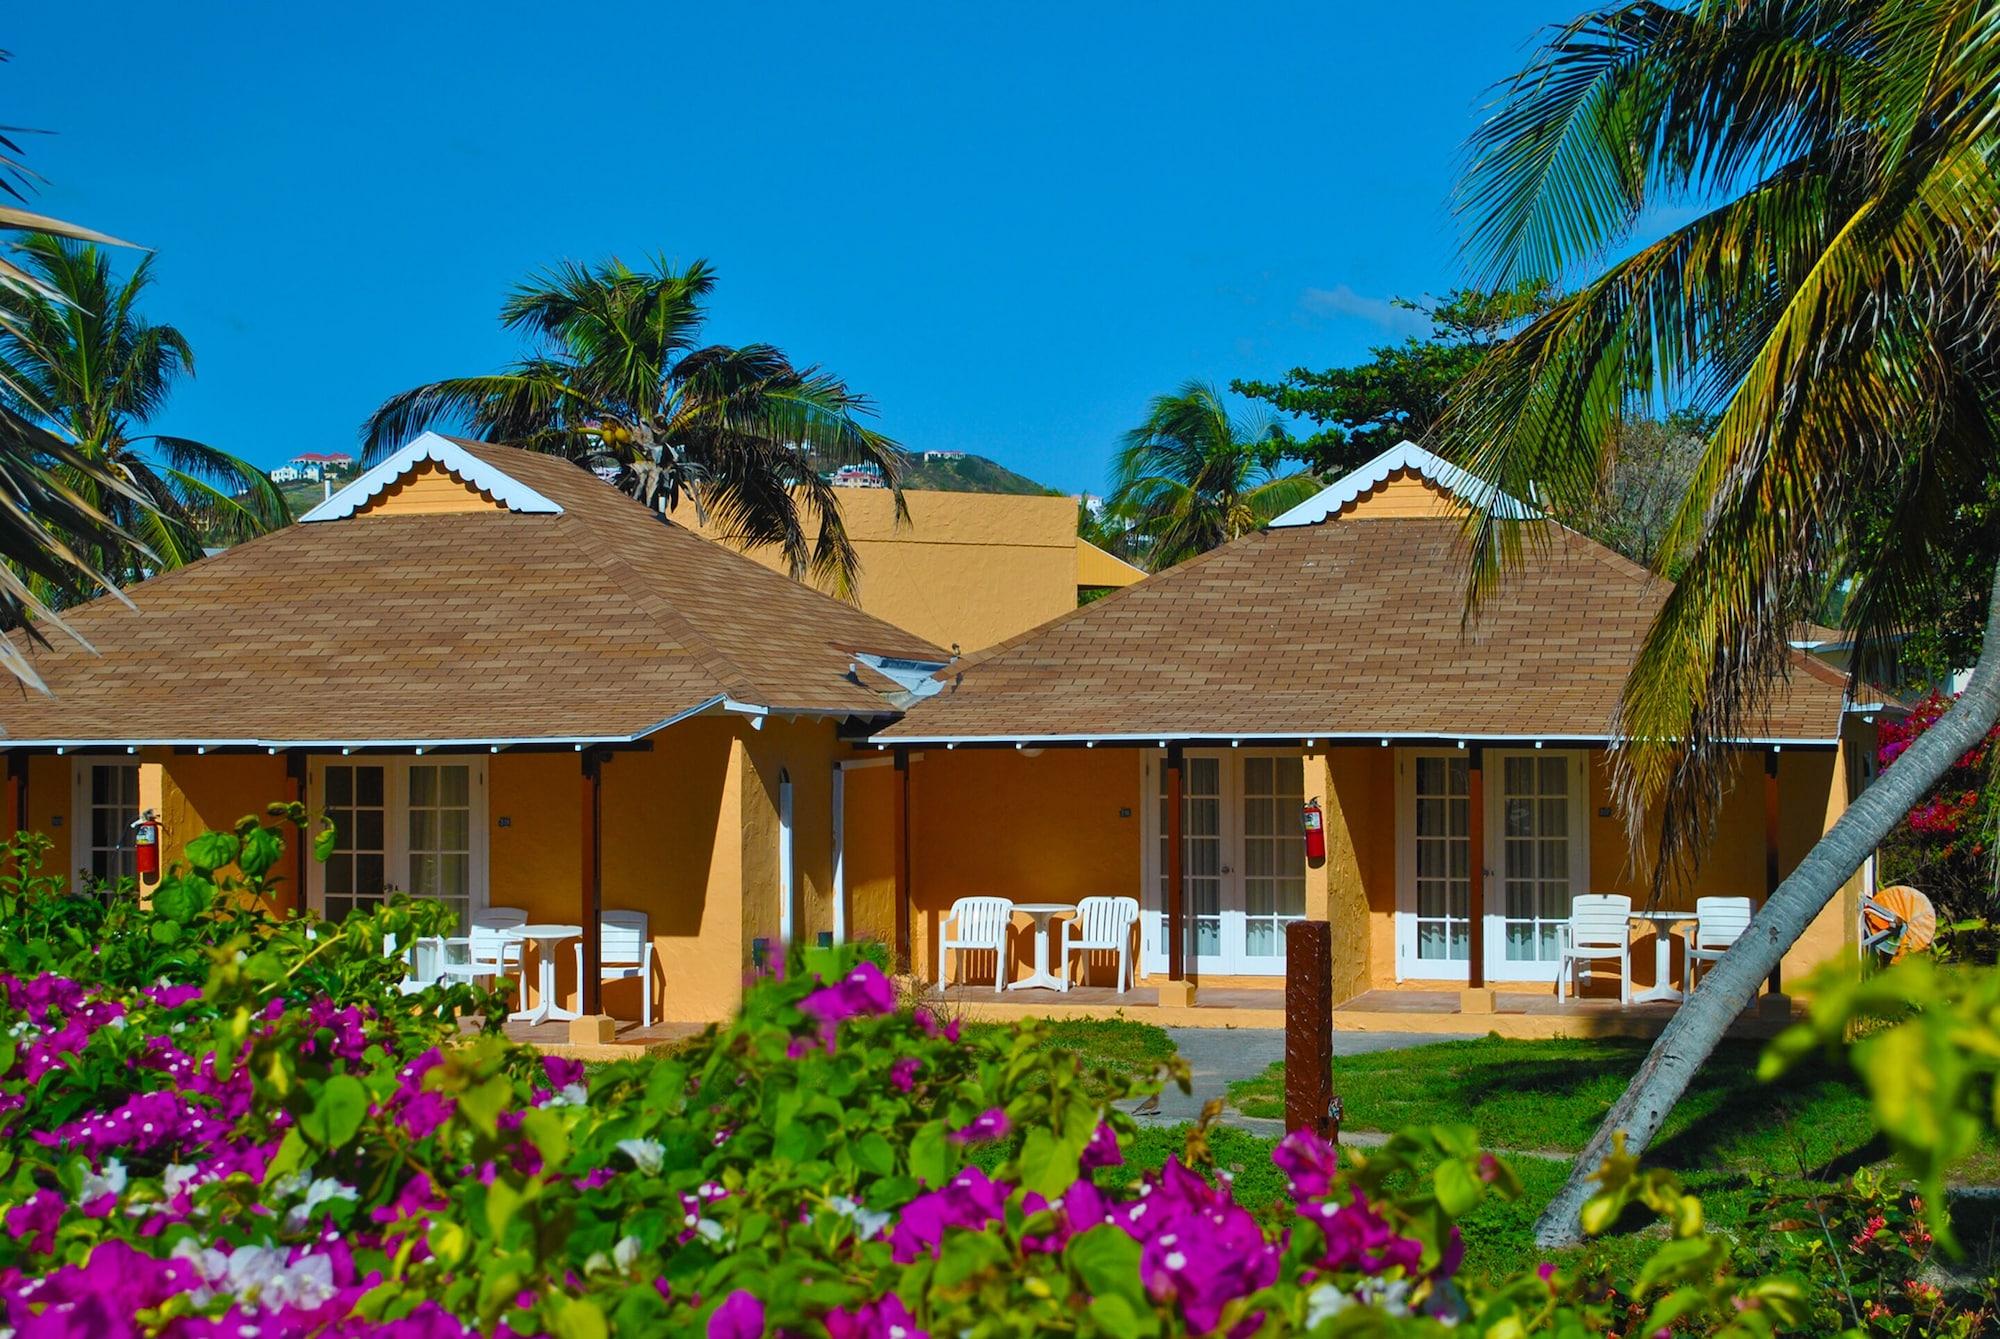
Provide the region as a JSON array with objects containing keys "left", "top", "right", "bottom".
[{"left": 499, "top": 1017, "right": 706, "bottom": 1057}]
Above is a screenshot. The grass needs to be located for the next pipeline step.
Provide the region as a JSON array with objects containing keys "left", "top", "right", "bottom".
[
  {"left": 963, "top": 1016, "right": 1178, "bottom": 1101},
  {"left": 1217, "top": 1035, "right": 1886, "bottom": 1278}
]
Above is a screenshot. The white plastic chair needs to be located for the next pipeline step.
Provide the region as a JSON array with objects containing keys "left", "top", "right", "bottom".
[
  {"left": 573, "top": 910, "right": 657, "bottom": 1026},
  {"left": 938, "top": 897, "right": 1014, "bottom": 992},
  {"left": 1556, "top": 894, "right": 1633, "bottom": 1004},
  {"left": 1060, "top": 896, "right": 1140, "bottom": 993},
  {"left": 435, "top": 907, "right": 529, "bottom": 1007},
  {"left": 1682, "top": 896, "right": 1754, "bottom": 994}
]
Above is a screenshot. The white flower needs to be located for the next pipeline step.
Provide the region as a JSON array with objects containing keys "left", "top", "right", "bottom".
[
  {"left": 695, "top": 1218, "right": 725, "bottom": 1244},
  {"left": 826, "top": 1195, "right": 893, "bottom": 1240},
  {"left": 163, "top": 1164, "right": 202, "bottom": 1198},
  {"left": 613, "top": 1235, "right": 642, "bottom": 1271},
  {"left": 280, "top": 1176, "right": 357, "bottom": 1230},
  {"left": 1305, "top": 1283, "right": 1352, "bottom": 1328},
  {"left": 616, "top": 1138, "right": 665, "bottom": 1175},
  {"left": 543, "top": 1083, "right": 590, "bottom": 1108},
  {"left": 583, "top": 1250, "right": 613, "bottom": 1274},
  {"left": 1356, "top": 1277, "right": 1412, "bottom": 1317},
  {"left": 80, "top": 1157, "right": 127, "bottom": 1203}
]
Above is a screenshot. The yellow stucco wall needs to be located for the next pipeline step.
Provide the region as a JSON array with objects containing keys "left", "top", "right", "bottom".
[
  {"left": 671, "top": 488, "right": 1101, "bottom": 652},
  {"left": 1077, "top": 539, "right": 1146, "bottom": 589}
]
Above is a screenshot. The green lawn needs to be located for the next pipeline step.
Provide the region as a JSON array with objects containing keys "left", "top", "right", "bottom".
[
  {"left": 1218, "top": 1035, "right": 1885, "bottom": 1278},
  {"left": 963, "top": 1016, "right": 1178, "bottom": 1101}
]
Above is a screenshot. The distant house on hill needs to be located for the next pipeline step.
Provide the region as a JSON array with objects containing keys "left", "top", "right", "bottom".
[
  {"left": 829, "top": 463, "right": 888, "bottom": 489},
  {"left": 269, "top": 452, "right": 356, "bottom": 484}
]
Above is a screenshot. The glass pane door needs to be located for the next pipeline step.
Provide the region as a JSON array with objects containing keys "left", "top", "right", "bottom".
[
  {"left": 84, "top": 763, "right": 140, "bottom": 889},
  {"left": 406, "top": 763, "right": 473, "bottom": 930},
  {"left": 1500, "top": 755, "right": 1573, "bottom": 963},
  {"left": 323, "top": 763, "right": 388, "bottom": 922},
  {"left": 1157, "top": 755, "right": 1224, "bottom": 960},
  {"left": 1412, "top": 755, "right": 1470, "bottom": 963},
  {"left": 1242, "top": 756, "right": 1306, "bottom": 959}
]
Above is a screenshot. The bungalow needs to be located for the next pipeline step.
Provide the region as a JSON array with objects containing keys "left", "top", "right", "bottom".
[
  {"left": 846, "top": 442, "right": 1876, "bottom": 1022},
  {"left": 0, "top": 432, "right": 945, "bottom": 1029}
]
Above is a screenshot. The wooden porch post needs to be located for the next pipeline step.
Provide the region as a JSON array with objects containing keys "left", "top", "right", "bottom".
[
  {"left": 1165, "top": 743, "right": 1186, "bottom": 983},
  {"left": 580, "top": 749, "right": 605, "bottom": 1016},
  {"left": 285, "top": 750, "right": 308, "bottom": 911},
  {"left": 1284, "top": 920, "right": 1338, "bottom": 1142},
  {"left": 892, "top": 748, "right": 912, "bottom": 974},
  {"left": 1462, "top": 744, "right": 1493, "bottom": 1012},
  {"left": 1764, "top": 749, "right": 1783, "bottom": 999}
]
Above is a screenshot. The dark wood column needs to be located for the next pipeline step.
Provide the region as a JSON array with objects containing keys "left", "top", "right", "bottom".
[
  {"left": 1466, "top": 745, "right": 1487, "bottom": 990},
  {"left": 1764, "top": 749, "right": 1782, "bottom": 996},
  {"left": 285, "top": 750, "right": 308, "bottom": 909},
  {"left": 580, "top": 749, "right": 605, "bottom": 1015},
  {"left": 1166, "top": 743, "right": 1186, "bottom": 982},
  {"left": 892, "top": 748, "right": 912, "bottom": 973}
]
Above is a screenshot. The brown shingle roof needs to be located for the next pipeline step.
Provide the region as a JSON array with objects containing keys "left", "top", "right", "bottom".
[
  {"left": 1, "top": 439, "right": 942, "bottom": 746},
  {"left": 878, "top": 517, "right": 1848, "bottom": 743}
]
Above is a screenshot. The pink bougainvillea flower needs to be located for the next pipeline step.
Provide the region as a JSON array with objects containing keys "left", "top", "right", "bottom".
[
  {"left": 1272, "top": 1128, "right": 1339, "bottom": 1200},
  {"left": 799, "top": 963, "right": 895, "bottom": 1026},
  {"left": 1080, "top": 1121, "right": 1122, "bottom": 1169},
  {"left": 825, "top": 1291, "right": 927, "bottom": 1339},
  {"left": 1306, "top": 1191, "right": 1425, "bottom": 1277},
  {"left": 887, "top": 1167, "right": 1009, "bottom": 1263},
  {"left": 5, "top": 1188, "right": 64, "bottom": 1253},
  {"left": 889, "top": 1057, "right": 923, "bottom": 1092},
  {"left": 949, "top": 1108, "right": 1009, "bottom": 1144},
  {"left": 708, "top": 1289, "right": 765, "bottom": 1339}
]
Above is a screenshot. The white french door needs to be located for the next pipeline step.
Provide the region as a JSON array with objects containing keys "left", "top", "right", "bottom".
[
  {"left": 1395, "top": 748, "right": 1589, "bottom": 982},
  {"left": 308, "top": 757, "right": 488, "bottom": 930},
  {"left": 1140, "top": 750, "right": 1308, "bottom": 976}
]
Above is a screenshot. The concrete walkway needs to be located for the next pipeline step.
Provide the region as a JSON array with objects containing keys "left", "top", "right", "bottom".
[{"left": 1116, "top": 1026, "right": 1454, "bottom": 1131}]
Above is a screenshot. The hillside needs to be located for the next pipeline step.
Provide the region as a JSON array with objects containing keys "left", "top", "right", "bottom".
[{"left": 895, "top": 453, "right": 1056, "bottom": 496}]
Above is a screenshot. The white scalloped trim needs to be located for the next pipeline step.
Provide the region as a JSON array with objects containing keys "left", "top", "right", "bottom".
[
  {"left": 1266, "top": 439, "right": 1533, "bottom": 528},
  {"left": 300, "top": 432, "right": 563, "bottom": 522}
]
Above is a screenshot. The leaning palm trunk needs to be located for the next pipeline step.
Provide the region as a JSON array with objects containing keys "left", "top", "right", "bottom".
[{"left": 1533, "top": 566, "right": 2000, "bottom": 1247}]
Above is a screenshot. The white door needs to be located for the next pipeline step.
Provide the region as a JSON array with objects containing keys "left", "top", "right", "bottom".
[
  {"left": 1486, "top": 751, "right": 1588, "bottom": 982},
  {"left": 1395, "top": 749, "right": 1588, "bottom": 983},
  {"left": 1395, "top": 751, "right": 1472, "bottom": 979},
  {"left": 309, "top": 757, "right": 487, "bottom": 930},
  {"left": 1141, "top": 751, "right": 1307, "bottom": 976}
]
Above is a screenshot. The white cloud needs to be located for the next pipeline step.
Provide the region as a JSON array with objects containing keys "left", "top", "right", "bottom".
[{"left": 1297, "top": 284, "right": 1431, "bottom": 336}]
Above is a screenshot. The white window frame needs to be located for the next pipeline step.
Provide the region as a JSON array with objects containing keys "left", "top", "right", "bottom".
[
  {"left": 777, "top": 768, "right": 795, "bottom": 945},
  {"left": 1138, "top": 748, "right": 1308, "bottom": 977},
  {"left": 69, "top": 756, "right": 141, "bottom": 892},
  {"left": 305, "top": 755, "right": 489, "bottom": 922},
  {"left": 1393, "top": 747, "right": 1591, "bottom": 983}
]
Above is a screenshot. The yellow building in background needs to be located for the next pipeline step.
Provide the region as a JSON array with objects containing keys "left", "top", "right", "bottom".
[{"left": 671, "top": 487, "right": 1143, "bottom": 653}]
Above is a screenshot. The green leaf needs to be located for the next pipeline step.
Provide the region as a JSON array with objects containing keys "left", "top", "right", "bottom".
[
  {"left": 1068, "top": 1226, "right": 1148, "bottom": 1311},
  {"left": 551, "top": 1299, "right": 608, "bottom": 1339},
  {"left": 150, "top": 877, "right": 212, "bottom": 925},
  {"left": 1086, "top": 1293, "right": 1156, "bottom": 1337},
  {"left": 261, "top": 1129, "right": 307, "bottom": 1186},
  {"left": 853, "top": 1131, "right": 895, "bottom": 1177},
  {"left": 184, "top": 831, "right": 240, "bottom": 875},
  {"left": 1433, "top": 1157, "right": 1484, "bottom": 1217},
  {"left": 313, "top": 823, "right": 338, "bottom": 863},
  {"left": 148, "top": 919, "right": 183, "bottom": 945},
  {"left": 299, "top": 1075, "right": 369, "bottom": 1149},
  {"left": 1018, "top": 1126, "right": 1083, "bottom": 1199},
  {"left": 238, "top": 826, "right": 284, "bottom": 878},
  {"left": 908, "top": 1120, "right": 947, "bottom": 1188}
]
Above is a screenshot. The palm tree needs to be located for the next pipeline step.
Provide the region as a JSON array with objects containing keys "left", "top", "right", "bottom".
[
  {"left": 0, "top": 236, "right": 289, "bottom": 589},
  {"left": 0, "top": 50, "right": 147, "bottom": 688},
  {"left": 1107, "top": 381, "right": 1321, "bottom": 570},
  {"left": 1446, "top": 0, "right": 2000, "bottom": 1244},
  {"left": 362, "top": 257, "right": 901, "bottom": 596}
]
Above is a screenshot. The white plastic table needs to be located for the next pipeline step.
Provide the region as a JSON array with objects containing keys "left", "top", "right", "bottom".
[
  {"left": 506, "top": 923, "right": 583, "bottom": 1024},
  {"left": 1006, "top": 902, "right": 1078, "bottom": 991},
  {"left": 1628, "top": 910, "right": 1694, "bottom": 1005}
]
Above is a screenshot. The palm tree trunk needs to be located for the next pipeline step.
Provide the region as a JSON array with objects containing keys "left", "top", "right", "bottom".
[{"left": 1532, "top": 565, "right": 2000, "bottom": 1248}]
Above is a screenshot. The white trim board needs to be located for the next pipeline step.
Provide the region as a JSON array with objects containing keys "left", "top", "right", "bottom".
[
  {"left": 301, "top": 432, "right": 564, "bottom": 522},
  {"left": 1266, "top": 439, "right": 1535, "bottom": 528}
]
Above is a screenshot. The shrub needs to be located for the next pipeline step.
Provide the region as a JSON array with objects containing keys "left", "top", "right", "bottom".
[{"left": 0, "top": 807, "right": 1891, "bottom": 1336}]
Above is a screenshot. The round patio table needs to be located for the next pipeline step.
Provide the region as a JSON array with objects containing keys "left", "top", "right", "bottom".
[
  {"left": 1006, "top": 902, "right": 1078, "bottom": 991},
  {"left": 505, "top": 923, "right": 583, "bottom": 1025},
  {"left": 1628, "top": 910, "right": 1695, "bottom": 1005}
]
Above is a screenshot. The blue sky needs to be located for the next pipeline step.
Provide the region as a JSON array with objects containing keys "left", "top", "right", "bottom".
[{"left": 6, "top": 1, "right": 1575, "bottom": 496}]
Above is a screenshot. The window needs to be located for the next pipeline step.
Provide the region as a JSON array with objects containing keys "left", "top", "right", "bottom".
[
  {"left": 311, "top": 758, "right": 484, "bottom": 929},
  {"left": 1241, "top": 756, "right": 1307, "bottom": 957},
  {"left": 1411, "top": 754, "right": 1470, "bottom": 963},
  {"left": 72, "top": 761, "right": 140, "bottom": 891}
]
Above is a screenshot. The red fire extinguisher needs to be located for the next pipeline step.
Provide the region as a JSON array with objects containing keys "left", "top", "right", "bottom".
[
  {"left": 1302, "top": 799, "right": 1326, "bottom": 862},
  {"left": 132, "top": 810, "right": 161, "bottom": 882}
]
